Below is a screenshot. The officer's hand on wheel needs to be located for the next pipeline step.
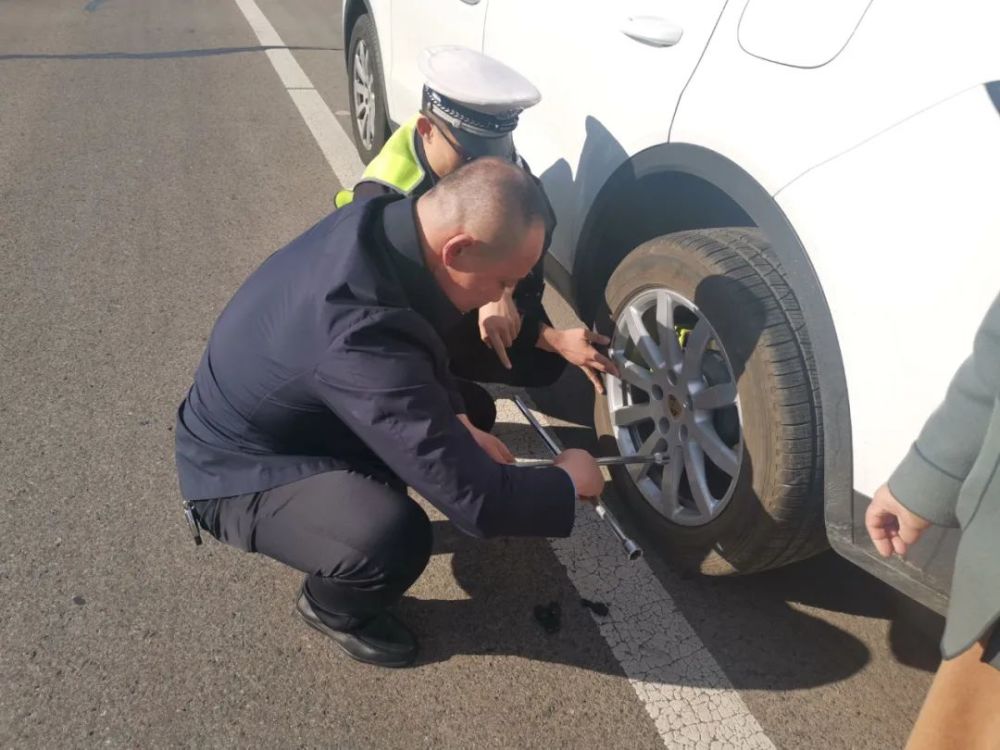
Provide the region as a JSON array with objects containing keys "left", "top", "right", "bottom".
[
  {"left": 550, "top": 328, "right": 621, "bottom": 394},
  {"left": 554, "top": 448, "right": 604, "bottom": 501},
  {"left": 865, "top": 483, "right": 932, "bottom": 558},
  {"left": 479, "top": 291, "right": 521, "bottom": 371}
]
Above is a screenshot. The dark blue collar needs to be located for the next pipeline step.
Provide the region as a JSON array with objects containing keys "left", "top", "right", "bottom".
[{"left": 381, "top": 197, "right": 462, "bottom": 332}]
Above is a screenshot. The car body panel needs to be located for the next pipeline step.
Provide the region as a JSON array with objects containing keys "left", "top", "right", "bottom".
[
  {"left": 483, "top": 0, "right": 727, "bottom": 273},
  {"left": 342, "top": 0, "right": 1000, "bottom": 612}
]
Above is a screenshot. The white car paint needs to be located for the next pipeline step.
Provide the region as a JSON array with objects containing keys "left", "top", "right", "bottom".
[
  {"left": 483, "top": 0, "right": 728, "bottom": 270},
  {"left": 671, "top": 0, "right": 1000, "bottom": 193},
  {"left": 386, "top": 0, "right": 487, "bottom": 120},
  {"left": 737, "top": 0, "right": 873, "bottom": 68},
  {"left": 776, "top": 84, "right": 1000, "bottom": 494}
]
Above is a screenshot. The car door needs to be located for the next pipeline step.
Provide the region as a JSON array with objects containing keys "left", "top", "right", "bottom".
[
  {"left": 387, "top": 0, "right": 488, "bottom": 121},
  {"left": 483, "top": 0, "right": 727, "bottom": 268}
]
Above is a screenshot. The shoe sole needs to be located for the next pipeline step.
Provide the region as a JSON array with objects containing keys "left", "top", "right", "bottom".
[{"left": 295, "top": 603, "right": 416, "bottom": 669}]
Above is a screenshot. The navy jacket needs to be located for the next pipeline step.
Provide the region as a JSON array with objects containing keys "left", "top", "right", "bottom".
[
  {"left": 352, "top": 139, "right": 552, "bottom": 338},
  {"left": 174, "top": 196, "right": 575, "bottom": 539}
]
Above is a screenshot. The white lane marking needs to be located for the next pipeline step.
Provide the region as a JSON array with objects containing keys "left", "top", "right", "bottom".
[
  {"left": 232, "top": 0, "right": 364, "bottom": 187},
  {"left": 503, "top": 398, "right": 775, "bottom": 750},
  {"left": 267, "top": 48, "right": 313, "bottom": 89},
  {"left": 287, "top": 89, "right": 365, "bottom": 184},
  {"left": 230, "top": 2, "right": 776, "bottom": 747}
]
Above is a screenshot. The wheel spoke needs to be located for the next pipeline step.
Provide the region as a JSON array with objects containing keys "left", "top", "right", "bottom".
[
  {"left": 681, "top": 318, "right": 712, "bottom": 380},
  {"left": 612, "top": 402, "right": 653, "bottom": 427},
  {"left": 683, "top": 441, "right": 716, "bottom": 517},
  {"left": 691, "top": 419, "right": 739, "bottom": 476},
  {"left": 692, "top": 382, "right": 737, "bottom": 411},
  {"left": 624, "top": 304, "right": 665, "bottom": 371},
  {"left": 654, "top": 291, "right": 684, "bottom": 370},
  {"left": 629, "top": 432, "right": 665, "bottom": 481},
  {"left": 659, "top": 442, "right": 685, "bottom": 512},
  {"left": 617, "top": 358, "right": 655, "bottom": 394}
]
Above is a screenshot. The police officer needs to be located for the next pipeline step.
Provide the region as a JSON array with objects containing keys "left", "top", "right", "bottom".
[
  {"left": 337, "top": 46, "right": 619, "bottom": 426},
  {"left": 175, "top": 159, "right": 604, "bottom": 668}
]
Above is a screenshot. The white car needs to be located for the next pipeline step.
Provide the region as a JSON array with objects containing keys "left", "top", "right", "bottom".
[{"left": 340, "top": 0, "right": 1000, "bottom": 610}]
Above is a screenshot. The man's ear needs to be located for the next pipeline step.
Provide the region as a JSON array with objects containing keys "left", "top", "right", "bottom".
[
  {"left": 415, "top": 115, "right": 434, "bottom": 140},
  {"left": 440, "top": 234, "right": 477, "bottom": 271}
]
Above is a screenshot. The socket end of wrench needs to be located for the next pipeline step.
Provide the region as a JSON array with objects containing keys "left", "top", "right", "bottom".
[{"left": 624, "top": 539, "right": 643, "bottom": 561}]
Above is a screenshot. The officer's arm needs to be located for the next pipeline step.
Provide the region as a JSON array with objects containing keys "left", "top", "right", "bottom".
[
  {"left": 352, "top": 180, "right": 398, "bottom": 202},
  {"left": 314, "top": 310, "right": 575, "bottom": 539},
  {"left": 513, "top": 167, "right": 556, "bottom": 340}
]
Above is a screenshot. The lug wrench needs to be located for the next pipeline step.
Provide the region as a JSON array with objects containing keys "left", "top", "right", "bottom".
[
  {"left": 513, "top": 396, "right": 644, "bottom": 561},
  {"left": 515, "top": 454, "right": 665, "bottom": 469}
]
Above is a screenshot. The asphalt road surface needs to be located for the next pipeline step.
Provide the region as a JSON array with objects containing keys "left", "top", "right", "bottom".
[{"left": 0, "top": 1, "right": 944, "bottom": 748}]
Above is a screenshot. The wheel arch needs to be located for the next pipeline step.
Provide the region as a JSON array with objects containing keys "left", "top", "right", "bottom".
[
  {"left": 342, "top": 0, "right": 374, "bottom": 67},
  {"left": 569, "top": 143, "right": 854, "bottom": 542}
]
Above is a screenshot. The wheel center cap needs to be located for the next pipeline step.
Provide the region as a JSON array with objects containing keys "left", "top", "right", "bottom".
[{"left": 667, "top": 394, "right": 684, "bottom": 419}]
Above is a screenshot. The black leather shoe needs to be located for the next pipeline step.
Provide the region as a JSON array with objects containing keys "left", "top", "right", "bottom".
[{"left": 295, "top": 590, "right": 417, "bottom": 668}]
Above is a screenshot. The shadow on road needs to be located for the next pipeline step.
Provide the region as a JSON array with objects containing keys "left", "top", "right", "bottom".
[
  {"left": 0, "top": 45, "right": 340, "bottom": 62},
  {"left": 525, "top": 379, "right": 945, "bottom": 681},
  {"left": 408, "top": 374, "right": 943, "bottom": 688},
  {"left": 400, "top": 512, "right": 940, "bottom": 688}
]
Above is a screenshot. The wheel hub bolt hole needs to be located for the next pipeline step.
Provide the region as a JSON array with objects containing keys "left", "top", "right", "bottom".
[
  {"left": 658, "top": 418, "right": 671, "bottom": 434},
  {"left": 651, "top": 385, "right": 664, "bottom": 400}
]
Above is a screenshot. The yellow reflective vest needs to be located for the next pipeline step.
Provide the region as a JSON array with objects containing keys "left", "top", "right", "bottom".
[{"left": 334, "top": 116, "right": 425, "bottom": 208}]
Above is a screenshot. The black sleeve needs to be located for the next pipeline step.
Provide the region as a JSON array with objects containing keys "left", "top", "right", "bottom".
[
  {"left": 313, "top": 310, "right": 576, "bottom": 539},
  {"left": 513, "top": 159, "right": 557, "bottom": 337},
  {"left": 515, "top": 256, "right": 550, "bottom": 344},
  {"left": 439, "top": 364, "right": 468, "bottom": 415},
  {"left": 352, "top": 180, "right": 398, "bottom": 202}
]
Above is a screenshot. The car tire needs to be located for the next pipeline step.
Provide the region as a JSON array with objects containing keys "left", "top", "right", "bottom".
[
  {"left": 593, "top": 228, "right": 828, "bottom": 575},
  {"left": 347, "top": 14, "right": 389, "bottom": 164}
]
